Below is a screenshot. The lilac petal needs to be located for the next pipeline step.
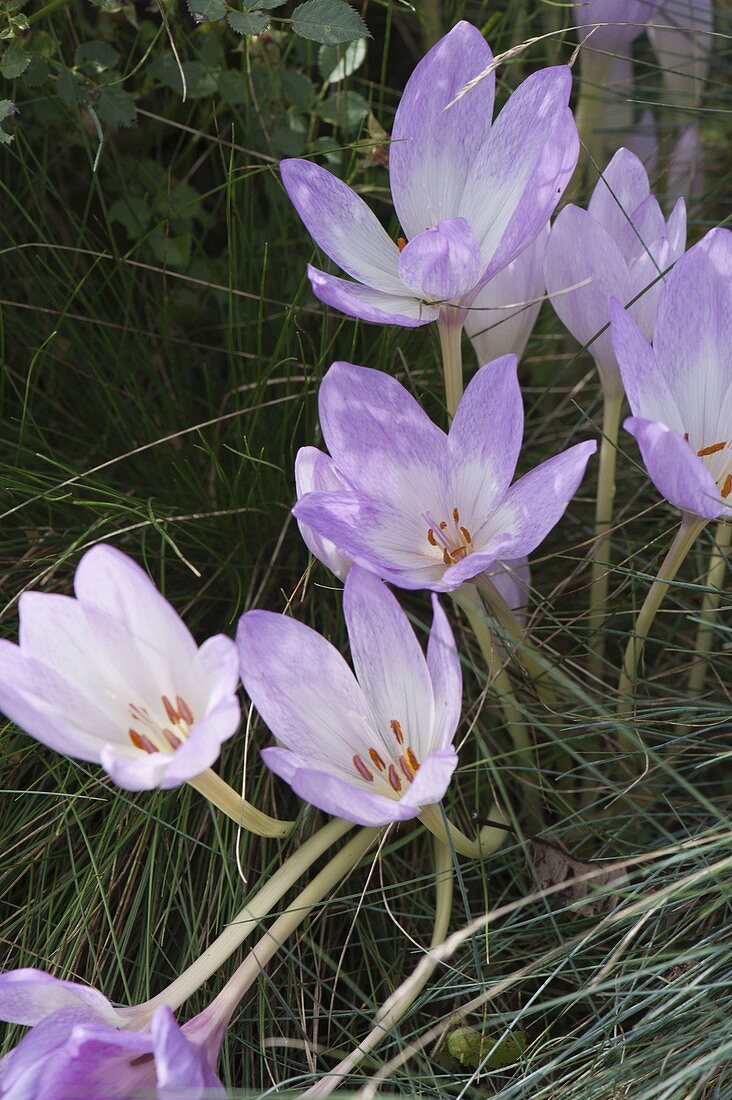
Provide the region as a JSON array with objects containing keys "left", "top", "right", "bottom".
[
  {"left": 666, "top": 196, "right": 687, "bottom": 259},
  {"left": 625, "top": 416, "right": 723, "bottom": 519},
  {"left": 152, "top": 1004, "right": 225, "bottom": 1098},
  {"left": 262, "top": 750, "right": 417, "bottom": 825},
  {"left": 478, "top": 105, "right": 578, "bottom": 284},
  {"left": 654, "top": 227, "right": 732, "bottom": 436},
  {"left": 436, "top": 532, "right": 518, "bottom": 591},
  {"left": 281, "top": 159, "right": 404, "bottom": 293},
  {"left": 625, "top": 108, "right": 659, "bottom": 177},
  {"left": 426, "top": 595, "right": 462, "bottom": 748},
  {"left": 448, "top": 356, "right": 523, "bottom": 517},
  {"left": 295, "top": 446, "right": 352, "bottom": 581},
  {"left": 544, "top": 204, "right": 630, "bottom": 384},
  {"left": 477, "top": 441, "right": 598, "bottom": 559},
  {"left": 390, "top": 21, "right": 495, "bottom": 240},
  {"left": 668, "top": 123, "right": 704, "bottom": 202},
  {"left": 397, "top": 217, "right": 483, "bottom": 301},
  {"left": 486, "top": 557, "right": 532, "bottom": 626},
  {"left": 342, "top": 566, "right": 435, "bottom": 755},
  {"left": 572, "top": 0, "right": 653, "bottom": 51},
  {"left": 609, "top": 298, "right": 679, "bottom": 427},
  {"left": 318, "top": 361, "right": 447, "bottom": 504},
  {"left": 237, "top": 610, "right": 371, "bottom": 774},
  {"left": 40, "top": 1021, "right": 157, "bottom": 1100},
  {"left": 465, "top": 226, "right": 548, "bottom": 364},
  {"left": 0, "top": 970, "right": 120, "bottom": 1028},
  {"left": 588, "top": 148, "right": 652, "bottom": 245},
  {"left": 461, "top": 67, "right": 573, "bottom": 264},
  {"left": 197, "top": 633, "right": 240, "bottom": 711},
  {"left": 154, "top": 698, "right": 241, "bottom": 789},
  {"left": 626, "top": 234, "right": 674, "bottom": 341},
  {"left": 307, "top": 265, "right": 437, "bottom": 328},
  {"left": 399, "top": 748, "right": 459, "bottom": 810}
]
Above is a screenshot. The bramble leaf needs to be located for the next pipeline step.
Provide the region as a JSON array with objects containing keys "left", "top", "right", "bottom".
[{"left": 291, "top": 0, "right": 369, "bottom": 45}]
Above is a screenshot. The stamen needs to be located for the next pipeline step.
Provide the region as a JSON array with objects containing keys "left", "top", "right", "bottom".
[
  {"left": 460, "top": 526, "right": 472, "bottom": 544},
  {"left": 162, "top": 695, "right": 178, "bottom": 724},
  {"left": 176, "top": 696, "right": 194, "bottom": 726},
  {"left": 353, "top": 754, "right": 374, "bottom": 783},
  {"left": 683, "top": 432, "right": 689, "bottom": 442},
  {"left": 388, "top": 764, "right": 402, "bottom": 793},
  {"left": 129, "top": 729, "right": 158, "bottom": 754},
  {"left": 427, "top": 528, "right": 438, "bottom": 546},
  {"left": 162, "top": 728, "right": 182, "bottom": 750},
  {"left": 369, "top": 747, "right": 386, "bottom": 771},
  {"left": 439, "top": 521, "right": 447, "bottom": 530},
  {"left": 407, "top": 747, "right": 420, "bottom": 772},
  {"left": 130, "top": 1053, "right": 155, "bottom": 1068},
  {"left": 397, "top": 236, "right": 407, "bottom": 251},
  {"left": 399, "top": 755, "right": 413, "bottom": 782},
  {"left": 442, "top": 548, "right": 452, "bottom": 565},
  {"left": 452, "top": 507, "right": 460, "bottom": 525},
  {"left": 697, "top": 440, "right": 727, "bottom": 457},
  {"left": 390, "top": 719, "right": 405, "bottom": 745},
  {"left": 722, "top": 474, "right": 732, "bottom": 500}
]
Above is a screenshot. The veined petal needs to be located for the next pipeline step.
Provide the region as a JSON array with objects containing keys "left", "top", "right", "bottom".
[
  {"left": 0, "top": 970, "right": 121, "bottom": 1029},
  {"left": 318, "top": 362, "right": 447, "bottom": 505},
  {"left": 398, "top": 748, "right": 458, "bottom": 810},
  {"left": 625, "top": 416, "right": 724, "bottom": 519},
  {"left": 281, "top": 159, "right": 404, "bottom": 294},
  {"left": 389, "top": 21, "right": 495, "bottom": 240},
  {"left": 295, "top": 447, "right": 352, "bottom": 581},
  {"left": 265, "top": 755, "right": 418, "bottom": 825},
  {"left": 397, "top": 217, "right": 483, "bottom": 301},
  {"left": 307, "top": 266, "right": 437, "bottom": 328},
  {"left": 152, "top": 1005, "right": 225, "bottom": 1097},
  {"left": 588, "top": 148, "right": 652, "bottom": 249},
  {"left": 435, "top": 532, "right": 518, "bottom": 590},
  {"left": 426, "top": 595, "right": 462, "bottom": 750},
  {"left": 475, "top": 441, "right": 597, "bottom": 560},
  {"left": 447, "top": 357, "right": 523, "bottom": 521},
  {"left": 461, "top": 67, "right": 573, "bottom": 264},
  {"left": 343, "top": 566, "right": 434, "bottom": 760},
  {"left": 610, "top": 298, "right": 680, "bottom": 427}
]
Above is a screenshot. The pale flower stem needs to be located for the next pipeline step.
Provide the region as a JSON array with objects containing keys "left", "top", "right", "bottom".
[
  {"left": 572, "top": 51, "right": 615, "bottom": 192},
  {"left": 450, "top": 587, "right": 543, "bottom": 828},
  {"left": 686, "top": 520, "right": 731, "bottom": 699},
  {"left": 438, "top": 313, "right": 464, "bottom": 419},
  {"left": 617, "top": 513, "right": 707, "bottom": 727},
  {"left": 418, "top": 801, "right": 506, "bottom": 859},
  {"left": 588, "top": 384, "right": 625, "bottom": 678},
  {"left": 139, "top": 816, "right": 354, "bottom": 1015},
  {"left": 302, "top": 837, "right": 454, "bottom": 1097},
  {"left": 201, "top": 826, "right": 381, "bottom": 1036},
  {"left": 187, "top": 768, "right": 294, "bottom": 839}
]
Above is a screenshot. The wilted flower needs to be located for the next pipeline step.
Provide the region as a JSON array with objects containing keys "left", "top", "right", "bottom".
[
  {"left": 0, "top": 545, "right": 240, "bottom": 791},
  {"left": 464, "top": 226, "right": 548, "bottom": 366},
  {"left": 281, "top": 21, "right": 577, "bottom": 330},
  {"left": 237, "top": 566, "right": 461, "bottom": 827},
  {"left": 545, "top": 147, "right": 686, "bottom": 395},
  {"left": 292, "top": 359, "right": 595, "bottom": 593},
  {"left": 610, "top": 227, "right": 732, "bottom": 520},
  {"left": 0, "top": 968, "right": 226, "bottom": 1099}
]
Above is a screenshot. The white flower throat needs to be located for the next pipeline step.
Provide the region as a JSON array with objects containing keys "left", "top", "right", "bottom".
[
  {"left": 425, "top": 506, "right": 474, "bottom": 565},
  {"left": 128, "top": 695, "right": 195, "bottom": 755},
  {"left": 351, "top": 718, "right": 421, "bottom": 799}
]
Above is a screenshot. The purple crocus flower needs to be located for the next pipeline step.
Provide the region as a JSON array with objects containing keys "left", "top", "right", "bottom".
[
  {"left": 464, "top": 226, "right": 548, "bottom": 366},
  {"left": 0, "top": 545, "right": 240, "bottom": 791},
  {"left": 544, "top": 147, "right": 686, "bottom": 395},
  {"left": 610, "top": 227, "right": 732, "bottom": 520},
  {"left": 572, "top": 0, "right": 656, "bottom": 52},
  {"left": 280, "top": 21, "right": 577, "bottom": 330},
  {"left": 237, "top": 566, "right": 460, "bottom": 827},
  {"left": 292, "top": 359, "right": 596, "bottom": 593},
  {"left": 0, "top": 968, "right": 226, "bottom": 1099}
]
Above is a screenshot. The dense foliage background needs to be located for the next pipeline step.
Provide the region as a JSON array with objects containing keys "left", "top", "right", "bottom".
[{"left": 1, "top": 1, "right": 731, "bottom": 1096}]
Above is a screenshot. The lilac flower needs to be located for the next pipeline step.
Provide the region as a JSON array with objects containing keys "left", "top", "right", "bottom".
[
  {"left": 237, "top": 566, "right": 460, "bottom": 827},
  {"left": 544, "top": 147, "right": 686, "bottom": 395},
  {"left": 464, "top": 226, "right": 548, "bottom": 366},
  {"left": 610, "top": 227, "right": 732, "bottom": 520},
  {"left": 292, "top": 359, "right": 596, "bottom": 593},
  {"left": 0, "top": 968, "right": 225, "bottom": 1099},
  {"left": 0, "top": 545, "right": 240, "bottom": 791},
  {"left": 572, "top": 0, "right": 656, "bottom": 52},
  {"left": 280, "top": 21, "right": 577, "bottom": 330},
  {"left": 625, "top": 107, "right": 659, "bottom": 177}
]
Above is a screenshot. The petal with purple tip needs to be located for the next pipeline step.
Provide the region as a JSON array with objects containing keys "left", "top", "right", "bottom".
[
  {"left": 307, "top": 266, "right": 436, "bottom": 328},
  {"left": 624, "top": 416, "right": 724, "bottom": 519}
]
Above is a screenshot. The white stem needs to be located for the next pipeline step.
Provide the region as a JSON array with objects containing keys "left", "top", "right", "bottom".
[{"left": 187, "top": 768, "right": 294, "bottom": 838}]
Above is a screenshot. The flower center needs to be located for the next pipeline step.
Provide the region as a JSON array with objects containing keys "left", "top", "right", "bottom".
[
  {"left": 351, "top": 718, "right": 421, "bottom": 799},
  {"left": 424, "top": 507, "right": 473, "bottom": 565},
  {"left": 128, "top": 695, "right": 195, "bottom": 755},
  {"left": 684, "top": 434, "right": 732, "bottom": 498}
]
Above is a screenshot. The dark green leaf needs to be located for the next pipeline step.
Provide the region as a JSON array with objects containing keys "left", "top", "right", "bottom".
[
  {"left": 20, "top": 56, "right": 49, "bottom": 87},
  {"left": 272, "top": 114, "right": 308, "bottom": 157},
  {"left": 254, "top": 0, "right": 286, "bottom": 8},
  {"left": 96, "top": 86, "right": 136, "bottom": 127},
  {"left": 74, "top": 41, "right": 119, "bottom": 74},
  {"left": 291, "top": 0, "right": 369, "bottom": 45},
  {"left": 318, "top": 38, "right": 366, "bottom": 83},
  {"left": 56, "top": 67, "right": 86, "bottom": 107},
  {"left": 2, "top": 44, "right": 32, "bottom": 80},
  {"left": 282, "top": 69, "right": 314, "bottom": 110},
  {"left": 217, "top": 69, "right": 248, "bottom": 105},
  {"left": 316, "top": 89, "right": 368, "bottom": 130},
  {"left": 227, "top": 11, "right": 270, "bottom": 35},
  {"left": 110, "top": 196, "right": 150, "bottom": 237},
  {"left": 0, "top": 99, "right": 16, "bottom": 122},
  {"left": 187, "top": 0, "right": 227, "bottom": 20}
]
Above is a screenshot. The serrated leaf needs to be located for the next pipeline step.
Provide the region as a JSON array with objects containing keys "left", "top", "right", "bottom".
[
  {"left": 74, "top": 40, "right": 119, "bottom": 74},
  {"left": 2, "top": 44, "right": 32, "bottom": 80},
  {"left": 57, "top": 67, "right": 86, "bottom": 107},
  {"left": 227, "top": 11, "right": 269, "bottom": 35},
  {"left": 291, "top": 0, "right": 369, "bottom": 45},
  {"left": 0, "top": 99, "right": 16, "bottom": 122},
  {"left": 316, "top": 89, "right": 368, "bottom": 130},
  {"left": 20, "top": 55, "right": 49, "bottom": 87},
  {"left": 96, "top": 85, "right": 136, "bottom": 127},
  {"left": 318, "top": 38, "right": 366, "bottom": 83},
  {"left": 187, "top": 0, "right": 227, "bottom": 20},
  {"left": 253, "top": 0, "right": 285, "bottom": 8}
]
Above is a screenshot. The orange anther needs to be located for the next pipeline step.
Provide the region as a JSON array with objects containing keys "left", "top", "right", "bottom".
[
  {"left": 176, "top": 696, "right": 194, "bottom": 726},
  {"left": 407, "top": 747, "right": 420, "bottom": 772},
  {"left": 162, "top": 728, "right": 182, "bottom": 750},
  {"left": 369, "top": 747, "right": 386, "bottom": 771},
  {"left": 397, "top": 236, "right": 407, "bottom": 251},
  {"left": 388, "top": 764, "right": 402, "bottom": 792},
  {"left": 453, "top": 507, "right": 460, "bottom": 524},
  {"left": 460, "top": 526, "right": 472, "bottom": 544},
  {"left": 162, "top": 695, "right": 178, "bottom": 723},
  {"left": 722, "top": 474, "right": 732, "bottom": 500},
  {"left": 697, "top": 441, "right": 727, "bottom": 457},
  {"left": 390, "top": 719, "right": 405, "bottom": 745},
  {"left": 427, "top": 528, "right": 438, "bottom": 546},
  {"left": 129, "top": 729, "right": 158, "bottom": 754}
]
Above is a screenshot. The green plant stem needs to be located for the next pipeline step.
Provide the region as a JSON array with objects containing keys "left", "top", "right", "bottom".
[
  {"left": 686, "top": 520, "right": 731, "bottom": 698},
  {"left": 617, "top": 513, "right": 706, "bottom": 725},
  {"left": 573, "top": 50, "right": 615, "bottom": 191},
  {"left": 438, "top": 312, "right": 464, "bottom": 419},
  {"left": 303, "top": 836, "right": 454, "bottom": 1096},
  {"left": 187, "top": 768, "right": 294, "bottom": 839},
  {"left": 201, "top": 826, "right": 381, "bottom": 1037},
  {"left": 139, "top": 816, "right": 354, "bottom": 1015},
  {"left": 588, "top": 382, "right": 624, "bottom": 678},
  {"left": 450, "top": 586, "right": 543, "bottom": 828},
  {"left": 28, "top": 0, "right": 74, "bottom": 24}
]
